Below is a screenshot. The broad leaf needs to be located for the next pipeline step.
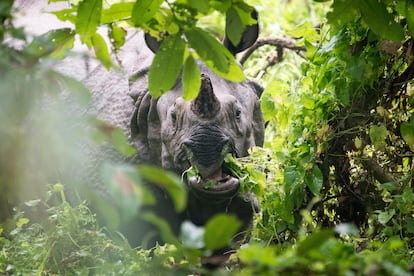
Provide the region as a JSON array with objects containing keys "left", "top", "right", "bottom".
[
  {"left": 76, "top": 0, "right": 102, "bottom": 48},
  {"left": 138, "top": 165, "right": 187, "bottom": 212},
  {"left": 185, "top": 27, "right": 245, "bottom": 82},
  {"left": 369, "top": 125, "right": 387, "bottom": 150},
  {"left": 296, "top": 229, "right": 334, "bottom": 256},
  {"left": 131, "top": 0, "right": 164, "bottom": 26},
  {"left": 148, "top": 35, "right": 185, "bottom": 97},
  {"left": 226, "top": 7, "right": 244, "bottom": 47},
  {"left": 204, "top": 214, "right": 241, "bottom": 250},
  {"left": 407, "top": 1, "right": 414, "bottom": 36},
  {"left": 305, "top": 166, "right": 323, "bottom": 195},
  {"left": 359, "top": 0, "right": 405, "bottom": 41},
  {"left": 141, "top": 211, "right": 180, "bottom": 245},
  {"left": 401, "top": 116, "right": 414, "bottom": 151},
  {"left": 101, "top": 2, "right": 134, "bottom": 24},
  {"left": 92, "top": 33, "right": 111, "bottom": 69},
  {"left": 23, "top": 28, "right": 75, "bottom": 58},
  {"left": 109, "top": 24, "right": 126, "bottom": 50},
  {"left": 182, "top": 55, "right": 201, "bottom": 100}
]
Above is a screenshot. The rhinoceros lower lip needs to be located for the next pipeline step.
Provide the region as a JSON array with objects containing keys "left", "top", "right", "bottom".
[{"left": 187, "top": 166, "right": 240, "bottom": 196}]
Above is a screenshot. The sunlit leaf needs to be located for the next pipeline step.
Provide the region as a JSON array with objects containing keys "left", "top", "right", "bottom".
[
  {"left": 109, "top": 24, "right": 126, "bottom": 51},
  {"left": 101, "top": 2, "right": 134, "bottom": 24},
  {"left": 92, "top": 33, "right": 111, "bottom": 69},
  {"left": 131, "top": 0, "right": 164, "bottom": 26},
  {"left": 76, "top": 0, "right": 102, "bottom": 48},
  {"left": 185, "top": 27, "right": 245, "bottom": 82},
  {"left": 23, "top": 28, "right": 75, "bottom": 58},
  {"left": 182, "top": 54, "right": 201, "bottom": 100},
  {"left": 148, "top": 34, "right": 186, "bottom": 97},
  {"left": 186, "top": 0, "right": 209, "bottom": 14},
  {"left": 204, "top": 214, "right": 241, "bottom": 250}
]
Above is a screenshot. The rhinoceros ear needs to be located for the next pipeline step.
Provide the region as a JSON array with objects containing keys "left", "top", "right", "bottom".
[
  {"left": 249, "top": 80, "right": 265, "bottom": 146},
  {"left": 144, "top": 32, "right": 161, "bottom": 53},
  {"left": 223, "top": 9, "right": 259, "bottom": 55},
  {"left": 129, "top": 82, "right": 162, "bottom": 165}
]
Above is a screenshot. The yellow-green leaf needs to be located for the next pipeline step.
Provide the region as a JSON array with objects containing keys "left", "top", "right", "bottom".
[
  {"left": 101, "top": 2, "right": 134, "bottom": 24},
  {"left": 76, "top": 0, "right": 102, "bottom": 48},
  {"left": 185, "top": 27, "right": 245, "bottom": 82},
  {"left": 204, "top": 214, "right": 241, "bottom": 250},
  {"left": 182, "top": 55, "right": 201, "bottom": 100},
  {"left": 92, "top": 32, "right": 111, "bottom": 69},
  {"left": 149, "top": 35, "right": 186, "bottom": 97},
  {"left": 132, "top": 0, "right": 164, "bottom": 26}
]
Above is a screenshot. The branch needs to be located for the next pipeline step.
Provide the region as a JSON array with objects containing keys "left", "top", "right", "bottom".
[
  {"left": 361, "top": 158, "right": 395, "bottom": 184},
  {"left": 239, "top": 37, "right": 306, "bottom": 65}
]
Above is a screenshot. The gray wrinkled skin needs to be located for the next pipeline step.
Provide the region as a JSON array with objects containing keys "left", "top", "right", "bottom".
[{"left": 14, "top": 0, "right": 265, "bottom": 263}]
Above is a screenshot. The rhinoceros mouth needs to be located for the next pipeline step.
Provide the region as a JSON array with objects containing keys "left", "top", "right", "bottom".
[{"left": 186, "top": 160, "right": 240, "bottom": 198}]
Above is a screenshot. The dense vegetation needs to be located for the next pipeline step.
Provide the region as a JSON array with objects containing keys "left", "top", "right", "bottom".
[{"left": 1, "top": 0, "right": 413, "bottom": 274}]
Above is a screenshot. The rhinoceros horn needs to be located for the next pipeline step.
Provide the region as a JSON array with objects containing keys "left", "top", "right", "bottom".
[{"left": 191, "top": 74, "right": 220, "bottom": 119}]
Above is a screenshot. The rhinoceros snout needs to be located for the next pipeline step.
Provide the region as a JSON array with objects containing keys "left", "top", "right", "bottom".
[{"left": 183, "top": 131, "right": 231, "bottom": 179}]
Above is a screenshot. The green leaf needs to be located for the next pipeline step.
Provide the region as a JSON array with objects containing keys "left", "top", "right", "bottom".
[
  {"left": 185, "top": 27, "right": 245, "bottom": 82},
  {"left": 186, "top": 0, "right": 209, "bottom": 14},
  {"left": 148, "top": 34, "right": 186, "bottom": 97},
  {"left": 51, "top": 8, "right": 77, "bottom": 24},
  {"left": 131, "top": 0, "right": 164, "bottom": 26},
  {"left": 109, "top": 24, "right": 126, "bottom": 50},
  {"left": 182, "top": 55, "right": 201, "bottom": 100},
  {"left": 225, "top": 7, "right": 244, "bottom": 47},
  {"left": 305, "top": 166, "right": 323, "bottom": 195},
  {"left": 91, "top": 33, "right": 111, "bottom": 69},
  {"left": 204, "top": 214, "right": 241, "bottom": 250},
  {"left": 326, "top": 0, "right": 359, "bottom": 27},
  {"left": 141, "top": 211, "right": 180, "bottom": 245},
  {"left": 407, "top": 1, "right": 414, "bottom": 36},
  {"left": 377, "top": 209, "right": 396, "bottom": 225},
  {"left": 296, "top": 229, "right": 334, "bottom": 256},
  {"left": 401, "top": 116, "right": 414, "bottom": 151},
  {"left": 76, "top": 0, "right": 102, "bottom": 48},
  {"left": 101, "top": 2, "right": 134, "bottom": 24},
  {"left": 210, "top": 0, "right": 231, "bottom": 13},
  {"left": 359, "top": 0, "right": 405, "bottom": 41},
  {"left": 369, "top": 125, "right": 388, "bottom": 150},
  {"left": 138, "top": 165, "right": 187, "bottom": 212},
  {"left": 23, "top": 28, "right": 75, "bottom": 58}
]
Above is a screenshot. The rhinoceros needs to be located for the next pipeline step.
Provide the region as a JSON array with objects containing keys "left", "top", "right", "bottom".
[{"left": 13, "top": 0, "right": 265, "bottom": 263}]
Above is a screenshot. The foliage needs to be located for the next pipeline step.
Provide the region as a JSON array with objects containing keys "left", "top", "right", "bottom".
[{"left": 1, "top": 0, "right": 414, "bottom": 274}]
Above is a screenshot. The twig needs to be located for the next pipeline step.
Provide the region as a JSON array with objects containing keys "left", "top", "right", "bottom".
[
  {"left": 239, "top": 37, "right": 306, "bottom": 65},
  {"left": 361, "top": 158, "right": 395, "bottom": 184}
]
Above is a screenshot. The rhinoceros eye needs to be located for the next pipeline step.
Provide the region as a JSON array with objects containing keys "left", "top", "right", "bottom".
[
  {"left": 235, "top": 107, "right": 242, "bottom": 120},
  {"left": 171, "top": 110, "right": 177, "bottom": 123}
]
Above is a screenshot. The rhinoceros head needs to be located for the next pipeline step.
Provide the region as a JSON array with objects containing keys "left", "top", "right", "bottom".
[{"left": 155, "top": 69, "right": 264, "bottom": 199}]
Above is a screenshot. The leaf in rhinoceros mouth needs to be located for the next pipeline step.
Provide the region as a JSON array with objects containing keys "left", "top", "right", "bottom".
[
  {"left": 223, "top": 153, "right": 266, "bottom": 196},
  {"left": 183, "top": 154, "right": 266, "bottom": 195}
]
